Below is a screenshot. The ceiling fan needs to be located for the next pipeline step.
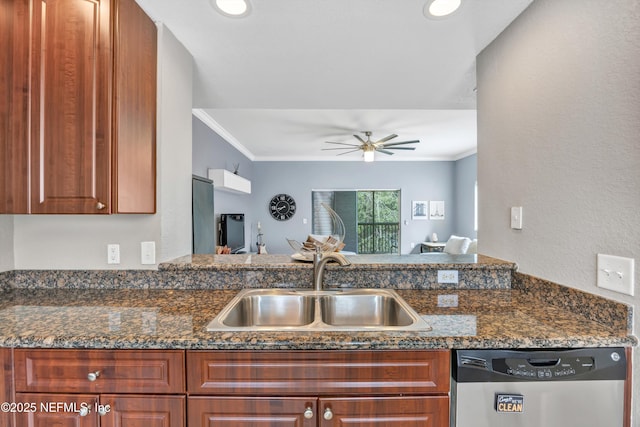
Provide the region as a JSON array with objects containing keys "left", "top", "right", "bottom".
[{"left": 322, "top": 131, "right": 420, "bottom": 162}]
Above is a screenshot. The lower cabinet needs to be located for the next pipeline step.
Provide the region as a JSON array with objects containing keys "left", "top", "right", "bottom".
[
  {"left": 188, "top": 395, "right": 448, "bottom": 427},
  {"left": 12, "top": 349, "right": 186, "bottom": 427},
  {"left": 186, "top": 350, "right": 451, "bottom": 427},
  {"left": 5, "top": 348, "right": 451, "bottom": 427},
  {"left": 16, "top": 393, "right": 185, "bottom": 427}
]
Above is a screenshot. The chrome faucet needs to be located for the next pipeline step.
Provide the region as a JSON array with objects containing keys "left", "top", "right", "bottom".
[{"left": 313, "top": 247, "right": 351, "bottom": 291}]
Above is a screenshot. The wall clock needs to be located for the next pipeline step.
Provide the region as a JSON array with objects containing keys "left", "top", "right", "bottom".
[{"left": 269, "top": 194, "right": 296, "bottom": 221}]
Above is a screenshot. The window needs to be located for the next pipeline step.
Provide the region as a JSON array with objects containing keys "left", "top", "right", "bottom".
[
  {"left": 312, "top": 190, "right": 400, "bottom": 254},
  {"left": 357, "top": 190, "right": 400, "bottom": 254}
]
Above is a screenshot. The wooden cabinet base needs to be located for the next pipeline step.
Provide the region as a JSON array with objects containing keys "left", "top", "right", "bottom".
[
  {"left": 319, "top": 396, "right": 449, "bottom": 427},
  {"left": 188, "top": 396, "right": 316, "bottom": 427}
]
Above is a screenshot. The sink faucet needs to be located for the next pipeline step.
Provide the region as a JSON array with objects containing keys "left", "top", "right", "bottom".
[{"left": 313, "top": 247, "right": 351, "bottom": 291}]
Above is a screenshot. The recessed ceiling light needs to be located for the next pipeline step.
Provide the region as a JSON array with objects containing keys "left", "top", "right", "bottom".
[
  {"left": 425, "top": 0, "right": 461, "bottom": 18},
  {"left": 212, "top": 0, "right": 250, "bottom": 18}
]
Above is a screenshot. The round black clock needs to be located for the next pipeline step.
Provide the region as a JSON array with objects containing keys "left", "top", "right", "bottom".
[{"left": 269, "top": 194, "right": 296, "bottom": 221}]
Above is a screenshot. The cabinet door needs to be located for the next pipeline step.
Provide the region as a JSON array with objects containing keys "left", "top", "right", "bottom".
[
  {"left": 0, "top": 349, "right": 14, "bottom": 427},
  {"left": 111, "top": 0, "right": 157, "bottom": 214},
  {"left": 15, "top": 393, "right": 99, "bottom": 427},
  {"left": 188, "top": 397, "right": 316, "bottom": 427},
  {"left": 100, "top": 395, "right": 185, "bottom": 427},
  {"left": 319, "top": 396, "right": 449, "bottom": 427},
  {"left": 0, "top": 0, "right": 30, "bottom": 213},
  {"left": 29, "top": 0, "right": 112, "bottom": 214}
]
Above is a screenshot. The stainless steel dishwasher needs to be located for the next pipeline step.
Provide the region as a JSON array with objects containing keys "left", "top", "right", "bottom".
[{"left": 451, "top": 348, "right": 627, "bottom": 427}]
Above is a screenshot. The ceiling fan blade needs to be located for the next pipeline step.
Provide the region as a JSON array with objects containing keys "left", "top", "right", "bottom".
[
  {"left": 381, "top": 140, "right": 420, "bottom": 147},
  {"left": 353, "top": 134, "right": 366, "bottom": 143},
  {"left": 377, "top": 134, "right": 398, "bottom": 143},
  {"left": 324, "top": 141, "right": 361, "bottom": 147},
  {"left": 376, "top": 149, "right": 395, "bottom": 155},
  {"left": 322, "top": 147, "right": 362, "bottom": 151},
  {"left": 336, "top": 149, "right": 362, "bottom": 156},
  {"left": 383, "top": 146, "right": 416, "bottom": 150}
]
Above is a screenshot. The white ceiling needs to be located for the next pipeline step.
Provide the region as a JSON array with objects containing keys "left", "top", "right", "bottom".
[{"left": 136, "top": 0, "right": 534, "bottom": 161}]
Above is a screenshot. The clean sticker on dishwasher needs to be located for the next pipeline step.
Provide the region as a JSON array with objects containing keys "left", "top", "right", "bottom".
[{"left": 495, "top": 394, "right": 524, "bottom": 413}]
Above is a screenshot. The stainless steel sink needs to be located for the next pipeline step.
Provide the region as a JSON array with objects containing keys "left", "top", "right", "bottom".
[
  {"left": 221, "top": 291, "right": 315, "bottom": 327},
  {"left": 320, "top": 292, "right": 414, "bottom": 327},
  {"left": 206, "top": 288, "right": 431, "bottom": 331}
]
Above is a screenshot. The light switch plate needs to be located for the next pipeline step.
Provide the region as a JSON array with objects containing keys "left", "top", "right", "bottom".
[
  {"left": 511, "top": 206, "right": 523, "bottom": 229},
  {"left": 597, "top": 254, "right": 634, "bottom": 296},
  {"left": 141, "top": 241, "right": 156, "bottom": 265}
]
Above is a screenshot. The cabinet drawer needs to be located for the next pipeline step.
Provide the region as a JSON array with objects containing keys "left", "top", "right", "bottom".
[
  {"left": 187, "top": 350, "right": 450, "bottom": 395},
  {"left": 188, "top": 396, "right": 316, "bottom": 427},
  {"left": 319, "top": 396, "right": 449, "bottom": 427},
  {"left": 14, "top": 349, "right": 185, "bottom": 393}
]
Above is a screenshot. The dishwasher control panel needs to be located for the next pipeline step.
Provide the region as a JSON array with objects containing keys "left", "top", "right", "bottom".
[
  {"left": 455, "top": 348, "right": 626, "bottom": 383},
  {"left": 494, "top": 356, "right": 594, "bottom": 379}
]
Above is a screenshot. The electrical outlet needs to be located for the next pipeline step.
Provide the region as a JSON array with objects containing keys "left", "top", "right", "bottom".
[
  {"left": 410, "top": 242, "right": 415, "bottom": 249},
  {"left": 141, "top": 241, "right": 156, "bottom": 265},
  {"left": 437, "top": 294, "right": 459, "bottom": 308},
  {"left": 438, "top": 270, "right": 459, "bottom": 284},
  {"left": 107, "top": 244, "right": 120, "bottom": 264},
  {"left": 597, "top": 254, "right": 634, "bottom": 296}
]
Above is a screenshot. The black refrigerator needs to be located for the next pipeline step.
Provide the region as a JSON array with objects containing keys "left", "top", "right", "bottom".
[{"left": 192, "top": 175, "right": 215, "bottom": 254}]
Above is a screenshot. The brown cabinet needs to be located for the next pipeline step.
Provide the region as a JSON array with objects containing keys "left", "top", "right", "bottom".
[
  {"left": 0, "top": 348, "right": 14, "bottom": 427},
  {"left": 0, "top": 0, "right": 156, "bottom": 214},
  {"left": 187, "top": 350, "right": 450, "bottom": 427},
  {"left": 13, "top": 349, "right": 185, "bottom": 427}
]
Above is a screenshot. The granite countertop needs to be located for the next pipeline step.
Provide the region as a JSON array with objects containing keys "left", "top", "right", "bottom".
[
  {"left": 161, "top": 253, "right": 517, "bottom": 270},
  {"left": 0, "top": 287, "right": 634, "bottom": 350}
]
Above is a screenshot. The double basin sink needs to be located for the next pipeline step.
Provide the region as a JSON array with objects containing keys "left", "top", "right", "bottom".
[{"left": 206, "top": 288, "right": 431, "bottom": 331}]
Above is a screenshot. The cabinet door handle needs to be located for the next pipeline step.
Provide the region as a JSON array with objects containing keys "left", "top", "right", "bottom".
[
  {"left": 303, "top": 407, "right": 314, "bottom": 419},
  {"left": 96, "top": 201, "right": 106, "bottom": 210},
  {"left": 323, "top": 407, "right": 333, "bottom": 420},
  {"left": 79, "top": 406, "right": 90, "bottom": 417},
  {"left": 87, "top": 370, "right": 100, "bottom": 381}
]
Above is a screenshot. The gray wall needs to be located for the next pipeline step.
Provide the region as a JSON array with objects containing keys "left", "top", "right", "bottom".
[
  {"left": 0, "top": 216, "right": 13, "bottom": 272},
  {"left": 250, "top": 161, "right": 457, "bottom": 254},
  {"left": 10, "top": 24, "right": 193, "bottom": 269},
  {"left": 454, "top": 154, "right": 477, "bottom": 239},
  {"left": 193, "top": 116, "right": 254, "bottom": 252},
  {"left": 477, "top": 0, "right": 639, "bottom": 421}
]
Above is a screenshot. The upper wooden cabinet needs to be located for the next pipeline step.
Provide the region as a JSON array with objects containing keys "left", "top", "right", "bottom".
[{"left": 0, "top": 0, "right": 157, "bottom": 214}]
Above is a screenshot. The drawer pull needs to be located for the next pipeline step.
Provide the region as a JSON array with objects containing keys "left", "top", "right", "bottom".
[
  {"left": 79, "top": 406, "right": 90, "bottom": 417},
  {"left": 87, "top": 371, "right": 100, "bottom": 381},
  {"left": 96, "top": 201, "right": 106, "bottom": 210},
  {"left": 323, "top": 407, "right": 333, "bottom": 420},
  {"left": 303, "top": 407, "right": 314, "bottom": 419},
  {"left": 98, "top": 406, "right": 109, "bottom": 416}
]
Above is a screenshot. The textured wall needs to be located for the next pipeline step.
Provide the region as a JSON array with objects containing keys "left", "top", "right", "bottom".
[{"left": 477, "top": 0, "right": 640, "bottom": 421}]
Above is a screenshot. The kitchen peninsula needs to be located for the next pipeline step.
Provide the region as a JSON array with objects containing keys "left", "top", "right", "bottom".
[
  {"left": 0, "top": 254, "right": 635, "bottom": 427},
  {"left": 0, "top": 254, "right": 634, "bottom": 349}
]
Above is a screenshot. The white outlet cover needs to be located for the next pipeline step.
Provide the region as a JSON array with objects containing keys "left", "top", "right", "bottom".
[
  {"left": 107, "top": 244, "right": 120, "bottom": 264},
  {"left": 597, "top": 254, "right": 634, "bottom": 296},
  {"left": 438, "top": 270, "right": 459, "bottom": 284}
]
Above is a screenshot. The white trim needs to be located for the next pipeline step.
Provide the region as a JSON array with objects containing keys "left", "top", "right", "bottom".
[{"left": 192, "top": 109, "right": 256, "bottom": 161}]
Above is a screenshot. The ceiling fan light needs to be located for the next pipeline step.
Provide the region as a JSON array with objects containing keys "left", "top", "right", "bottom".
[
  {"left": 363, "top": 149, "right": 375, "bottom": 163},
  {"left": 212, "top": 0, "right": 250, "bottom": 17},
  {"left": 426, "top": 0, "right": 461, "bottom": 17}
]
